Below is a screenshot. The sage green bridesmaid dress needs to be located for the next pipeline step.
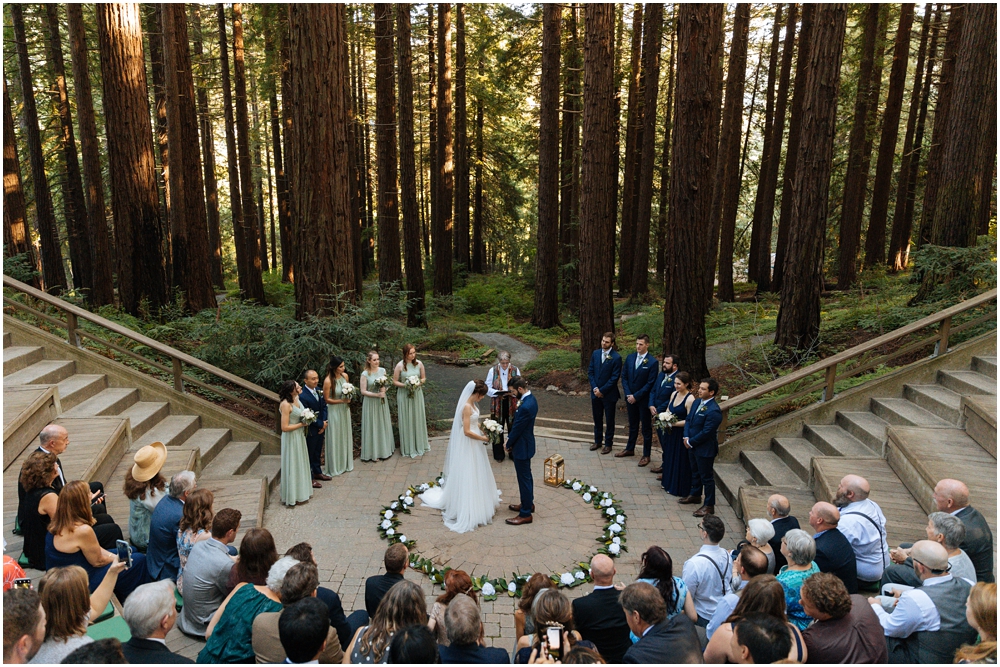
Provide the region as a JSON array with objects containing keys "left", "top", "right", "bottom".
[
  {"left": 361, "top": 369, "right": 394, "bottom": 461},
  {"left": 280, "top": 401, "right": 313, "bottom": 506},
  {"left": 397, "top": 363, "right": 430, "bottom": 458},
  {"left": 324, "top": 376, "right": 354, "bottom": 476}
]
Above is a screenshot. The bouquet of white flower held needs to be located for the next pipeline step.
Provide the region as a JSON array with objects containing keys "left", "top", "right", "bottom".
[
  {"left": 370, "top": 375, "right": 393, "bottom": 402},
  {"left": 654, "top": 410, "right": 676, "bottom": 434},
  {"left": 340, "top": 382, "right": 356, "bottom": 402},
  {"left": 404, "top": 375, "right": 422, "bottom": 396},
  {"left": 300, "top": 408, "right": 318, "bottom": 426},
  {"left": 481, "top": 418, "right": 504, "bottom": 448}
]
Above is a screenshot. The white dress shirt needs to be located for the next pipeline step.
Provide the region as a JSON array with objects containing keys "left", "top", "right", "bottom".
[
  {"left": 634, "top": 352, "right": 647, "bottom": 369},
  {"left": 872, "top": 574, "right": 952, "bottom": 637},
  {"left": 682, "top": 544, "right": 732, "bottom": 621},
  {"left": 838, "top": 498, "right": 890, "bottom": 581},
  {"left": 485, "top": 365, "right": 517, "bottom": 397},
  {"left": 39, "top": 445, "right": 66, "bottom": 486},
  {"left": 706, "top": 592, "right": 741, "bottom": 639}
]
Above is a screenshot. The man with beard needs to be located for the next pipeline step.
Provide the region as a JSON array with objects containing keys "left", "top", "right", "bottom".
[{"left": 833, "top": 475, "right": 890, "bottom": 590}]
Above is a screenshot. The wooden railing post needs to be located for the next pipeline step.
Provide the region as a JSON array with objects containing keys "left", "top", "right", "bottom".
[
  {"left": 65, "top": 311, "right": 79, "bottom": 347},
  {"left": 172, "top": 357, "right": 184, "bottom": 393},
  {"left": 274, "top": 404, "right": 282, "bottom": 435},
  {"left": 719, "top": 408, "right": 729, "bottom": 444},
  {"left": 823, "top": 364, "right": 837, "bottom": 402},
  {"left": 935, "top": 316, "right": 952, "bottom": 356}
]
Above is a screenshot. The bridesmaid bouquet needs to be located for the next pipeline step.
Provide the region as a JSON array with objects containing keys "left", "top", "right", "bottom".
[
  {"left": 654, "top": 410, "right": 677, "bottom": 434},
  {"left": 481, "top": 418, "right": 504, "bottom": 447},
  {"left": 371, "top": 376, "right": 393, "bottom": 402},
  {"left": 403, "top": 375, "right": 422, "bottom": 396},
  {"left": 300, "top": 408, "right": 318, "bottom": 426},
  {"left": 341, "top": 382, "right": 356, "bottom": 402}
]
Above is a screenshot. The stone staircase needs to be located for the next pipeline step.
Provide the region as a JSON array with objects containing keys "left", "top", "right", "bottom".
[{"left": 719, "top": 350, "right": 997, "bottom": 548}]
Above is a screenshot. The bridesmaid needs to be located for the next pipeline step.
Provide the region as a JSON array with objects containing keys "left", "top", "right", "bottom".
[
  {"left": 360, "top": 351, "right": 395, "bottom": 461},
  {"left": 278, "top": 380, "right": 315, "bottom": 506},
  {"left": 393, "top": 344, "right": 430, "bottom": 458},
  {"left": 660, "top": 371, "right": 696, "bottom": 497},
  {"left": 322, "top": 355, "right": 354, "bottom": 476}
]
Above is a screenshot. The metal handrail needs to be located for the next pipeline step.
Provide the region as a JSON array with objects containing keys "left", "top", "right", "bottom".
[{"left": 3, "top": 275, "right": 280, "bottom": 431}]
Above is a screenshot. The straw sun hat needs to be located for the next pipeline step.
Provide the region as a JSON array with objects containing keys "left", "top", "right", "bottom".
[{"left": 131, "top": 441, "right": 167, "bottom": 483}]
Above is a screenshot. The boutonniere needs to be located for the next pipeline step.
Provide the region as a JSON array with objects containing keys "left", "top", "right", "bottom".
[
  {"left": 641, "top": 359, "right": 648, "bottom": 366},
  {"left": 698, "top": 404, "right": 708, "bottom": 414}
]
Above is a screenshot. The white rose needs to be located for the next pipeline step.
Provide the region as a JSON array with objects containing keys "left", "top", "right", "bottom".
[
  {"left": 420, "top": 483, "right": 430, "bottom": 492},
  {"left": 601, "top": 499, "right": 612, "bottom": 507},
  {"left": 603, "top": 492, "right": 610, "bottom": 498},
  {"left": 482, "top": 582, "right": 496, "bottom": 597},
  {"left": 560, "top": 573, "right": 574, "bottom": 586},
  {"left": 398, "top": 535, "right": 406, "bottom": 543},
  {"left": 381, "top": 519, "right": 392, "bottom": 530},
  {"left": 589, "top": 486, "right": 598, "bottom": 493},
  {"left": 616, "top": 515, "right": 625, "bottom": 525},
  {"left": 609, "top": 543, "right": 621, "bottom": 555},
  {"left": 390, "top": 502, "right": 399, "bottom": 510},
  {"left": 508, "top": 581, "right": 517, "bottom": 593},
  {"left": 572, "top": 482, "right": 582, "bottom": 492},
  {"left": 386, "top": 528, "right": 395, "bottom": 536},
  {"left": 609, "top": 523, "right": 622, "bottom": 534},
  {"left": 574, "top": 571, "right": 585, "bottom": 580},
  {"left": 399, "top": 495, "right": 406, "bottom": 502},
  {"left": 406, "top": 489, "right": 413, "bottom": 497},
  {"left": 404, "top": 497, "right": 414, "bottom": 506},
  {"left": 582, "top": 493, "right": 592, "bottom": 502},
  {"left": 384, "top": 510, "right": 394, "bottom": 519},
  {"left": 612, "top": 536, "right": 621, "bottom": 544},
  {"left": 606, "top": 507, "right": 616, "bottom": 516}
]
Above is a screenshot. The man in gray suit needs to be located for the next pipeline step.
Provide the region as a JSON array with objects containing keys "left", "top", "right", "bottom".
[{"left": 176, "top": 508, "right": 241, "bottom": 637}]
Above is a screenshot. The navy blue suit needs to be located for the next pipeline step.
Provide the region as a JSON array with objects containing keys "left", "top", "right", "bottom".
[
  {"left": 506, "top": 393, "right": 537, "bottom": 517},
  {"left": 683, "top": 397, "right": 723, "bottom": 505},
  {"left": 587, "top": 349, "right": 622, "bottom": 449},
  {"left": 299, "top": 384, "right": 328, "bottom": 477},
  {"left": 648, "top": 371, "right": 678, "bottom": 413},
  {"left": 622, "top": 352, "right": 658, "bottom": 456},
  {"left": 147, "top": 494, "right": 184, "bottom": 581}
]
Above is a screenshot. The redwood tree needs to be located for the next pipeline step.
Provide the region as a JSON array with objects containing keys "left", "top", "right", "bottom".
[
  {"left": 453, "top": 4, "right": 470, "bottom": 270},
  {"left": 559, "top": 4, "right": 582, "bottom": 311},
  {"left": 374, "top": 4, "right": 402, "bottom": 288},
  {"left": 617, "top": 4, "right": 643, "bottom": 296},
  {"left": 3, "top": 75, "right": 37, "bottom": 282},
  {"left": 434, "top": 4, "right": 454, "bottom": 296},
  {"left": 218, "top": 4, "right": 249, "bottom": 295}
]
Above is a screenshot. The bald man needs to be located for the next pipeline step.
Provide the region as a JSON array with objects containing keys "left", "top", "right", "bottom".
[
  {"left": 809, "top": 502, "right": 858, "bottom": 594},
  {"left": 572, "top": 555, "right": 631, "bottom": 664},
  {"left": 932, "top": 479, "right": 993, "bottom": 583},
  {"left": 834, "top": 475, "right": 890, "bottom": 587},
  {"left": 299, "top": 370, "right": 330, "bottom": 484},
  {"left": 766, "top": 494, "right": 799, "bottom": 572}
]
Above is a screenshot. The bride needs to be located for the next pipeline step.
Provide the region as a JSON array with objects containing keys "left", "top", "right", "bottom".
[{"left": 420, "top": 380, "right": 500, "bottom": 533}]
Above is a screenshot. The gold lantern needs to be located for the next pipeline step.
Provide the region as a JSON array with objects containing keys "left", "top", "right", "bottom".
[{"left": 544, "top": 454, "right": 565, "bottom": 486}]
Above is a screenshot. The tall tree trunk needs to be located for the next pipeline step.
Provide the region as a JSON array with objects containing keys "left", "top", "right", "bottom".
[
  {"left": 3, "top": 75, "right": 39, "bottom": 285},
  {"left": 217, "top": 4, "right": 248, "bottom": 295},
  {"left": 360, "top": 24, "right": 375, "bottom": 278},
  {"left": 661, "top": 3, "right": 724, "bottom": 380},
  {"left": 629, "top": 3, "right": 663, "bottom": 298},
  {"left": 145, "top": 5, "right": 171, "bottom": 277},
  {"left": 532, "top": 4, "right": 562, "bottom": 328},
  {"left": 267, "top": 31, "right": 292, "bottom": 283},
  {"left": 397, "top": 4, "right": 427, "bottom": 327},
  {"left": 348, "top": 12, "right": 365, "bottom": 286},
  {"left": 578, "top": 3, "right": 617, "bottom": 369},
  {"left": 287, "top": 4, "right": 357, "bottom": 317},
  {"left": 655, "top": 7, "right": 675, "bottom": 286},
  {"left": 453, "top": 4, "right": 470, "bottom": 271},
  {"left": 837, "top": 4, "right": 885, "bottom": 289},
  {"left": 66, "top": 5, "right": 114, "bottom": 304},
  {"left": 711, "top": 4, "right": 751, "bottom": 305},
  {"left": 560, "top": 4, "right": 582, "bottom": 311},
  {"left": 774, "top": 4, "right": 848, "bottom": 350},
  {"left": 427, "top": 4, "right": 437, "bottom": 265},
  {"left": 864, "top": 4, "right": 915, "bottom": 268},
  {"left": 97, "top": 2, "right": 168, "bottom": 313},
  {"left": 889, "top": 4, "right": 936, "bottom": 271},
  {"left": 772, "top": 4, "right": 815, "bottom": 293},
  {"left": 374, "top": 3, "right": 402, "bottom": 288},
  {"left": 434, "top": 3, "right": 454, "bottom": 296},
  {"left": 249, "top": 60, "right": 269, "bottom": 274},
  {"left": 472, "top": 82, "right": 485, "bottom": 274},
  {"left": 617, "top": 4, "right": 644, "bottom": 296}
]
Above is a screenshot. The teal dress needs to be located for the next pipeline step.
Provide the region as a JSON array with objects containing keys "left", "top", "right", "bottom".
[
  {"left": 197, "top": 584, "right": 282, "bottom": 663},
  {"left": 361, "top": 369, "right": 395, "bottom": 461},
  {"left": 397, "top": 363, "right": 430, "bottom": 458},
  {"left": 280, "top": 401, "right": 313, "bottom": 506},
  {"left": 324, "top": 376, "right": 354, "bottom": 476},
  {"left": 777, "top": 562, "right": 819, "bottom": 630}
]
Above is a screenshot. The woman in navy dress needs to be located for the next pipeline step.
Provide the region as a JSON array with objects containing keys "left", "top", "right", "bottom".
[{"left": 659, "top": 371, "right": 696, "bottom": 497}]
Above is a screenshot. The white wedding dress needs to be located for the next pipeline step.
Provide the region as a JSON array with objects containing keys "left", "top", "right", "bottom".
[{"left": 420, "top": 382, "right": 500, "bottom": 533}]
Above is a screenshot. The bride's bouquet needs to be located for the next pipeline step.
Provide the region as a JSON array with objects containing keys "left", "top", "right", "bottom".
[
  {"left": 481, "top": 418, "right": 504, "bottom": 448},
  {"left": 340, "top": 382, "right": 356, "bottom": 402},
  {"left": 370, "top": 375, "right": 392, "bottom": 402},
  {"left": 300, "top": 408, "right": 318, "bottom": 426},
  {"left": 404, "top": 375, "right": 422, "bottom": 396},
  {"left": 654, "top": 410, "right": 676, "bottom": 434}
]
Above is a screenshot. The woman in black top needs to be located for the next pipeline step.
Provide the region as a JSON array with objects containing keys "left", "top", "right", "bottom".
[{"left": 18, "top": 451, "right": 59, "bottom": 569}]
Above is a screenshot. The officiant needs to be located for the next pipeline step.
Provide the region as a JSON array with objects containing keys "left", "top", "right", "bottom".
[{"left": 485, "top": 350, "right": 520, "bottom": 461}]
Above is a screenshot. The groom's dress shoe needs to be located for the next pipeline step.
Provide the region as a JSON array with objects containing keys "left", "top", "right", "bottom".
[
  {"left": 693, "top": 505, "right": 715, "bottom": 517},
  {"left": 614, "top": 450, "right": 635, "bottom": 458},
  {"left": 506, "top": 515, "right": 533, "bottom": 525},
  {"left": 638, "top": 457, "right": 651, "bottom": 467},
  {"left": 678, "top": 495, "right": 702, "bottom": 505},
  {"left": 589, "top": 442, "right": 602, "bottom": 451},
  {"left": 600, "top": 446, "right": 612, "bottom": 455},
  {"left": 508, "top": 503, "right": 535, "bottom": 512}
]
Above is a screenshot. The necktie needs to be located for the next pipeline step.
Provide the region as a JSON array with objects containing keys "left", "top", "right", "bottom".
[{"left": 635, "top": 355, "right": 642, "bottom": 369}]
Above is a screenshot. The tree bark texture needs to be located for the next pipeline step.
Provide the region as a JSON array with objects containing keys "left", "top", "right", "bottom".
[
  {"left": 3, "top": 75, "right": 38, "bottom": 283},
  {"left": 427, "top": 4, "right": 438, "bottom": 268},
  {"left": 374, "top": 4, "right": 402, "bottom": 288},
  {"left": 145, "top": 5, "right": 171, "bottom": 274},
  {"left": 472, "top": 87, "right": 485, "bottom": 274},
  {"left": 656, "top": 9, "right": 675, "bottom": 286},
  {"left": 347, "top": 12, "right": 365, "bottom": 287},
  {"left": 434, "top": 3, "right": 454, "bottom": 296},
  {"left": 559, "top": 4, "right": 582, "bottom": 312},
  {"left": 250, "top": 72, "right": 268, "bottom": 274},
  {"left": 453, "top": 4, "right": 470, "bottom": 270},
  {"left": 265, "top": 32, "right": 291, "bottom": 283},
  {"left": 617, "top": 4, "right": 644, "bottom": 296}
]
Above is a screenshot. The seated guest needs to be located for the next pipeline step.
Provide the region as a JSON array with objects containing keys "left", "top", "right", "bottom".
[
  {"left": 365, "top": 543, "right": 408, "bottom": 619},
  {"left": 176, "top": 488, "right": 214, "bottom": 591},
  {"left": 226, "top": 527, "right": 278, "bottom": 592},
  {"left": 514, "top": 572, "right": 555, "bottom": 651},
  {"left": 285, "top": 542, "right": 363, "bottom": 650},
  {"left": 121, "top": 580, "right": 194, "bottom": 664},
  {"left": 730, "top": 612, "right": 793, "bottom": 664},
  {"left": 869, "top": 540, "right": 977, "bottom": 663},
  {"left": 17, "top": 452, "right": 59, "bottom": 570},
  {"left": 147, "top": 470, "right": 196, "bottom": 582},
  {"left": 808, "top": 502, "right": 858, "bottom": 594},
  {"left": 29, "top": 562, "right": 124, "bottom": 664},
  {"left": 884, "top": 512, "right": 977, "bottom": 587},
  {"left": 573, "top": 555, "right": 631, "bottom": 664},
  {"left": 279, "top": 597, "right": 332, "bottom": 665},
  {"left": 563, "top": 646, "right": 606, "bottom": 664},
  {"left": 932, "top": 479, "right": 994, "bottom": 583},
  {"left": 4, "top": 552, "right": 27, "bottom": 592},
  {"left": 428, "top": 569, "right": 476, "bottom": 646},
  {"left": 776, "top": 529, "right": 819, "bottom": 631},
  {"left": 389, "top": 624, "right": 439, "bottom": 664},
  {"left": 619, "top": 582, "right": 702, "bottom": 664},
  {"left": 252, "top": 561, "right": 343, "bottom": 663},
  {"left": 62, "top": 637, "right": 127, "bottom": 663},
  {"left": 123, "top": 442, "right": 167, "bottom": 552},
  {"left": 176, "top": 508, "right": 240, "bottom": 637},
  {"left": 742, "top": 519, "right": 776, "bottom": 574},
  {"left": 3, "top": 587, "right": 47, "bottom": 664},
  {"left": 438, "top": 594, "right": 510, "bottom": 664},
  {"left": 834, "top": 475, "right": 890, "bottom": 588},
  {"left": 637, "top": 545, "right": 697, "bottom": 622},
  {"left": 682, "top": 515, "right": 732, "bottom": 626},
  {"left": 955, "top": 582, "right": 997, "bottom": 664},
  {"left": 346, "top": 580, "right": 427, "bottom": 663},
  {"left": 45, "top": 480, "right": 149, "bottom": 601},
  {"left": 706, "top": 545, "right": 770, "bottom": 640},
  {"left": 515, "top": 589, "right": 594, "bottom": 664},
  {"left": 799, "top": 572, "right": 887, "bottom": 663},
  {"left": 704, "top": 575, "right": 806, "bottom": 663},
  {"left": 198, "top": 555, "right": 296, "bottom": 663},
  {"left": 767, "top": 494, "right": 800, "bottom": 573}
]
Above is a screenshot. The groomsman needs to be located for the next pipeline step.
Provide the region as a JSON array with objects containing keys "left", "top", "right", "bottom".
[
  {"left": 588, "top": 332, "right": 622, "bottom": 455},
  {"left": 681, "top": 378, "right": 723, "bottom": 517},
  {"left": 616, "top": 335, "right": 658, "bottom": 466},
  {"left": 649, "top": 354, "right": 679, "bottom": 475},
  {"left": 300, "top": 370, "right": 331, "bottom": 485}
]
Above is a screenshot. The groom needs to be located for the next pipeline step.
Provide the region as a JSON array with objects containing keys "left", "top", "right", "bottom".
[{"left": 504, "top": 376, "right": 537, "bottom": 526}]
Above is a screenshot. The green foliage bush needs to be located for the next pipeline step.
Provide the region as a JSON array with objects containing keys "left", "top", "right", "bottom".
[
  {"left": 522, "top": 349, "right": 581, "bottom": 382},
  {"left": 454, "top": 274, "right": 534, "bottom": 318},
  {"left": 3, "top": 251, "right": 39, "bottom": 284},
  {"left": 908, "top": 238, "right": 997, "bottom": 305}
]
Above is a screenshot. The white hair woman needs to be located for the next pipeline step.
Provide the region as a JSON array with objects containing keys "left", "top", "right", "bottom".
[
  {"left": 744, "top": 518, "right": 777, "bottom": 574},
  {"left": 776, "top": 529, "right": 818, "bottom": 631}
]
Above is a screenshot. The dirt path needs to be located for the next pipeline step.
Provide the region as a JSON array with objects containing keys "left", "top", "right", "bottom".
[{"left": 463, "top": 331, "right": 539, "bottom": 365}]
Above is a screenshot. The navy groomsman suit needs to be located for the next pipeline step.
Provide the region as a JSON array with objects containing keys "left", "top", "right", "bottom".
[
  {"left": 299, "top": 382, "right": 328, "bottom": 479},
  {"left": 648, "top": 370, "right": 677, "bottom": 416},
  {"left": 588, "top": 347, "right": 622, "bottom": 452},
  {"left": 621, "top": 351, "right": 657, "bottom": 457},
  {"left": 683, "top": 396, "right": 723, "bottom": 508}
]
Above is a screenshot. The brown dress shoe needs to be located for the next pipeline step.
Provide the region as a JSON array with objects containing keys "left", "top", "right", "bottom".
[
  {"left": 651, "top": 466, "right": 663, "bottom": 474},
  {"left": 601, "top": 446, "right": 613, "bottom": 455},
  {"left": 614, "top": 450, "right": 635, "bottom": 458},
  {"left": 508, "top": 503, "right": 535, "bottom": 512},
  {"left": 693, "top": 505, "right": 715, "bottom": 517},
  {"left": 638, "top": 456, "right": 651, "bottom": 467},
  {"left": 312, "top": 481, "right": 323, "bottom": 489},
  {"left": 505, "top": 515, "right": 533, "bottom": 525},
  {"left": 656, "top": 475, "right": 663, "bottom": 481},
  {"left": 313, "top": 473, "right": 333, "bottom": 481},
  {"left": 589, "top": 443, "right": 602, "bottom": 451},
  {"left": 678, "top": 495, "right": 702, "bottom": 505}
]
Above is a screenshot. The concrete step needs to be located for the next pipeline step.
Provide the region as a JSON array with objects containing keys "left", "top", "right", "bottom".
[
  {"left": 962, "top": 396, "right": 997, "bottom": 457},
  {"left": 771, "top": 438, "right": 823, "bottom": 483},
  {"left": 245, "top": 454, "right": 281, "bottom": 496},
  {"left": 179, "top": 429, "right": 232, "bottom": 467},
  {"left": 715, "top": 463, "right": 756, "bottom": 516},
  {"left": 971, "top": 356, "right": 997, "bottom": 380},
  {"left": 937, "top": 370, "right": 997, "bottom": 396},
  {"left": 132, "top": 415, "right": 201, "bottom": 450},
  {"left": 117, "top": 402, "right": 171, "bottom": 440},
  {"left": 3, "top": 346, "right": 44, "bottom": 376},
  {"left": 740, "top": 450, "right": 808, "bottom": 489},
  {"left": 62, "top": 388, "right": 139, "bottom": 418},
  {"left": 803, "top": 424, "right": 877, "bottom": 457},
  {"left": 201, "top": 442, "right": 261, "bottom": 477},
  {"left": 54, "top": 374, "right": 108, "bottom": 411},
  {"left": 871, "top": 398, "right": 954, "bottom": 428},
  {"left": 903, "top": 384, "right": 963, "bottom": 424},
  {"left": 3, "top": 331, "right": 11, "bottom": 348},
  {"left": 4, "top": 359, "right": 76, "bottom": 386},
  {"left": 835, "top": 411, "right": 889, "bottom": 452}
]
